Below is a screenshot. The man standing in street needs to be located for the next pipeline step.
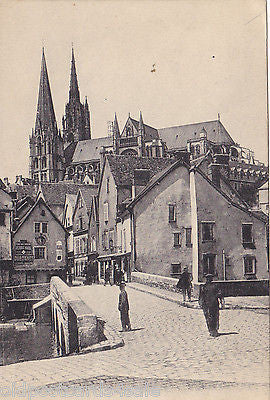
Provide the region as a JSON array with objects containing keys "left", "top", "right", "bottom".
[
  {"left": 199, "top": 274, "right": 223, "bottom": 337},
  {"left": 118, "top": 282, "right": 131, "bottom": 331}
]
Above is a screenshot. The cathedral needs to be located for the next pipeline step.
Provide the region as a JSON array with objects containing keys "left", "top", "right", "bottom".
[{"left": 28, "top": 48, "right": 268, "bottom": 206}]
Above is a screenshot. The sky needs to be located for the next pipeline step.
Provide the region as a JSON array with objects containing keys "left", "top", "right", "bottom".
[{"left": 0, "top": 0, "right": 268, "bottom": 182}]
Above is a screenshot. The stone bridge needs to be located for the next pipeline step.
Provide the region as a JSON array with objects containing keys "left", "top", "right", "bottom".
[{"left": 50, "top": 277, "right": 105, "bottom": 356}]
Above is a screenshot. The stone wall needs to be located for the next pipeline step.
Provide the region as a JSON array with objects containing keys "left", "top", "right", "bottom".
[{"left": 50, "top": 277, "right": 105, "bottom": 355}]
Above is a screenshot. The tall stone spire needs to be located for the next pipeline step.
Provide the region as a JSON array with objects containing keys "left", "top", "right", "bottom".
[
  {"left": 63, "top": 47, "right": 91, "bottom": 143},
  {"left": 69, "top": 47, "right": 80, "bottom": 103},
  {"left": 30, "top": 48, "right": 64, "bottom": 183},
  {"left": 35, "top": 48, "right": 57, "bottom": 133}
]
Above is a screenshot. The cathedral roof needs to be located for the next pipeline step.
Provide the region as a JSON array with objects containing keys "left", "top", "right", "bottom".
[
  {"left": 123, "top": 117, "right": 159, "bottom": 142},
  {"left": 72, "top": 137, "right": 113, "bottom": 163},
  {"left": 35, "top": 49, "right": 57, "bottom": 132},
  {"left": 106, "top": 155, "right": 175, "bottom": 187},
  {"left": 158, "top": 120, "right": 234, "bottom": 150}
]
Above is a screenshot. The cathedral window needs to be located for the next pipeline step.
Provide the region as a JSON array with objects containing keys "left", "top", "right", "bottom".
[
  {"left": 41, "top": 157, "right": 47, "bottom": 169},
  {"left": 34, "top": 158, "right": 38, "bottom": 169}
]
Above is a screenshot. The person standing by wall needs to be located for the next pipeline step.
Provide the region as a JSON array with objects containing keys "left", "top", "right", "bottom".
[
  {"left": 199, "top": 274, "right": 223, "bottom": 337},
  {"left": 176, "top": 267, "right": 193, "bottom": 303}
]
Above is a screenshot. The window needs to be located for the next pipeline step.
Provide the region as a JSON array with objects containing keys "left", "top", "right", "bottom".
[
  {"left": 202, "top": 222, "right": 215, "bottom": 242},
  {"left": 171, "top": 263, "right": 181, "bottom": 277},
  {"left": 41, "top": 157, "right": 47, "bottom": 169},
  {"left": 104, "top": 202, "right": 109, "bottom": 222},
  {"left": 34, "top": 158, "right": 38, "bottom": 169},
  {"left": 243, "top": 256, "right": 256, "bottom": 275},
  {"left": 109, "top": 230, "right": 114, "bottom": 250},
  {"left": 185, "top": 228, "right": 192, "bottom": 247},
  {"left": 34, "top": 246, "right": 46, "bottom": 259},
  {"left": 106, "top": 177, "right": 110, "bottom": 193},
  {"left": 42, "top": 222, "right": 47, "bottom": 233},
  {"left": 34, "top": 222, "right": 48, "bottom": 234},
  {"left": 56, "top": 241, "right": 62, "bottom": 262},
  {"left": 0, "top": 212, "right": 5, "bottom": 226},
  {"left": 26, "top": 271, "right": 37, "bottom": 285},
  {"left": 168, "top": 204, "right": 176, "bottom": 222},
  {"left": 78, "top": 197, "right": 83, "bottom": 209},
  {"left": 202, "top": 253, "right": 216, "bottom": 276},
  {"left": 173, "top": 232, "right": 181, "bottom": 247},
  {"left": 79, "top": 216, "right": 83, "bottom": 230},
  {"left": 34, "top": 222, "right": 40, "bottom": 233},
  {"left": 242, "top": 223, "right": 254, "bottom": 248}
]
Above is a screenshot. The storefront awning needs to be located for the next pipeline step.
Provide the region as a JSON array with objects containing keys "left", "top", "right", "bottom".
[{"left": 97, "top": 252, "right": 131, "bottom": 261}]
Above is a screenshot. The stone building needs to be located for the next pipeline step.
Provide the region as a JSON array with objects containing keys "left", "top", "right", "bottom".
[
  {"left": 96, "top": 154, "right": 175, "bottom": 282},
  {"left": 12, "top": 195, "right": 68, "bottom": 285},
  {"left": 73, "top": 186, "right": 97, "bottom": 278},
  {"left": 126, "top": 157, "right": 268, "bottom": 282}
]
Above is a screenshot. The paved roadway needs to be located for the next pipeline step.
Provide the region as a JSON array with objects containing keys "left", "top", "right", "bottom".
[{"left": 0, "top": 284, "right": 268, "bottom": 399}]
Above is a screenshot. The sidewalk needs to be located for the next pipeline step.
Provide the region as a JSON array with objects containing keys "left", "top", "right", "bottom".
[{"left": 128, "top": 282, "right": 269, "bottom": 310}]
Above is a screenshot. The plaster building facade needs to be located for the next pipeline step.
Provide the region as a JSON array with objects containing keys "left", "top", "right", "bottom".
[
  {"left": 127, "top": 158, "right": 268, "bottom": 283},
  {"left": 73, "top": 186, "right": 97, "bottom": 278},
  {"left": 12, "top": 196, "right": 68, "bottom": 285}
]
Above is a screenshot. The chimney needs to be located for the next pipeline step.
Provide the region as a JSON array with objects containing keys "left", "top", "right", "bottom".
[{"left": 132, "top": 169, "right": 151, "bottom": 198}]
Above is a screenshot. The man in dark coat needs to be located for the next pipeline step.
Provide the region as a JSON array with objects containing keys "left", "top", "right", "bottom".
[
  {"left": 104, "top": 267, "right": 111, "bottom": 286},
  {"left": 176, "top": 267, "right": 192, "bottom": 303},
  {"left": 199, "top": 274, "right": 223, "bottom": 337},
  {"left": 118, "top": 282, "right": 131, "bottom": 331}
]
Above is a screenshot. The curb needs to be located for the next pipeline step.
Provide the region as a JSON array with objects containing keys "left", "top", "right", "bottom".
[{"left": 128, "top": 284, "right": 268, "bottom": 311}]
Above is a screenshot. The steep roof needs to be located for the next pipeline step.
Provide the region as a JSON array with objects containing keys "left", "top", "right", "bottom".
[
  {"left": 8, "top": 184, "right": 37, "bottom": 201},
  {"left": 72, "top": 137, "right": 113, "bottom": 163},
  {"left": 14, "top": 196, "right": 67, "bottom": 234},
  {"left": 106, "top": 155, "right": 175, "bottom": 186},
  {"left": 128, "top": 118, "right": 159, "bottom": 141},
  {"left": 158, "top": 120, "right": 235, "bottom": 150},
  {"left": 79, "top": 186, "right": 98, "bottom": 212},
  {"left": 39, "top": 182, "right": 91, "bottom": 206}
]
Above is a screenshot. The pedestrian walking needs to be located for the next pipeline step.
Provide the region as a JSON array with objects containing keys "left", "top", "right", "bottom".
[
  {"left": 118, "top": 282, "right": 131, "bottom": 331},
  {"left": 176, "top": 267, "right": 192, "bottom": 303},
  {"left": 199, "top": 274, "right": 223, "bottom": 337}
]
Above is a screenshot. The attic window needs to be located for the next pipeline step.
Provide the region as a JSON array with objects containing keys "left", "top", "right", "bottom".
[
  {"left": 176, "top": 134, "right": 178, "bottom": 138},
  {"left": 41, "top": 210, "right": 45, "bottom": 216},
  {"left": 194, "top": 132, "right": 197, "bottom": 135}
]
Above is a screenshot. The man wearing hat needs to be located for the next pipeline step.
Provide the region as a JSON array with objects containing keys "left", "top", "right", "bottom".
[
  {"left": 118, "top": 282, "right": 131, "bottom": 331},
  {"left": 199, "top": 274, "right": 223, "bottom": 337}
]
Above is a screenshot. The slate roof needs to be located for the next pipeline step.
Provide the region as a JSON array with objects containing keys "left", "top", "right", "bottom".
[
  {"left": 129, "top": 118, "right": 159, "bottom": 141},
  {"left": 106, "top": 155, "right": 175, "bottom": 186},
  {"left": 158, "top": 120, "right": 235, "bottom": 150},
  {"left": 72, "top": 137, "right": 113, "bottom": 163},
  {"left": 79, "top": 186, "right": 98, "bottom": 211},
  {"left": 8, "top": 184, "right": 37, "bottom": 201},
  {"left": 39, "top": 182, "right": 93, "bottom": 206}
]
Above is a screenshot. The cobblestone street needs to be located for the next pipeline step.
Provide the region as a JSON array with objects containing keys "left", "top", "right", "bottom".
[{"left": 0, "top": 284, "right": 268, "bottom": 399}]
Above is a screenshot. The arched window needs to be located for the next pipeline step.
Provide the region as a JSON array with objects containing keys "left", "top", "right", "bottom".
[
  {"left": 34, "top": 158, "right": 38, "bottom": 169},
  {"left": 195, "top": 145, "right": 200, "bottom": 155},
  {"left": 41, "top": 157, "right": 47, "bottom": 169}
]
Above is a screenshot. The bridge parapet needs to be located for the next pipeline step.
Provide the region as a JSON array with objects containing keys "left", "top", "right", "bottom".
[{"left": 50, "top": 277, "right": 104, "bottom": 355}]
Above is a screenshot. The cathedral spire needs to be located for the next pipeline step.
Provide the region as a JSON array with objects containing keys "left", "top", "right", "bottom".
[
  {"left": 138, "top": 111, "right": 145, "bottom": 136},
  {"left": 69, "top": 47, "right": 80, "bottom": 102},
  {"left": 35, "top": 48, "right": 57, "bottom": 132}
]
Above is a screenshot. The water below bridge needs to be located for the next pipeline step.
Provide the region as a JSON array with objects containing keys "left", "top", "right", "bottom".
[{"left": 0, "top": 321, "right": 58, "bottom": 366}]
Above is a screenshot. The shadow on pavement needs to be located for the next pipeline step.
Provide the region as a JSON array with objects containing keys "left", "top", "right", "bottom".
[
  {"left": 218, "top": 332, "right": 239, "bottom": 336},
  {"left": 119, "top": 328, "right": 145, "bottom": 332}
]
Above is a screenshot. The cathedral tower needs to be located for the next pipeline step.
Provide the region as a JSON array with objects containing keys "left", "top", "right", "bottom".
[
  {"left": 62, "top": 48, "right": 91, "bottom": 143},
  {"left": 29, "top": 49, "right": 65, "bottom": 182}
]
